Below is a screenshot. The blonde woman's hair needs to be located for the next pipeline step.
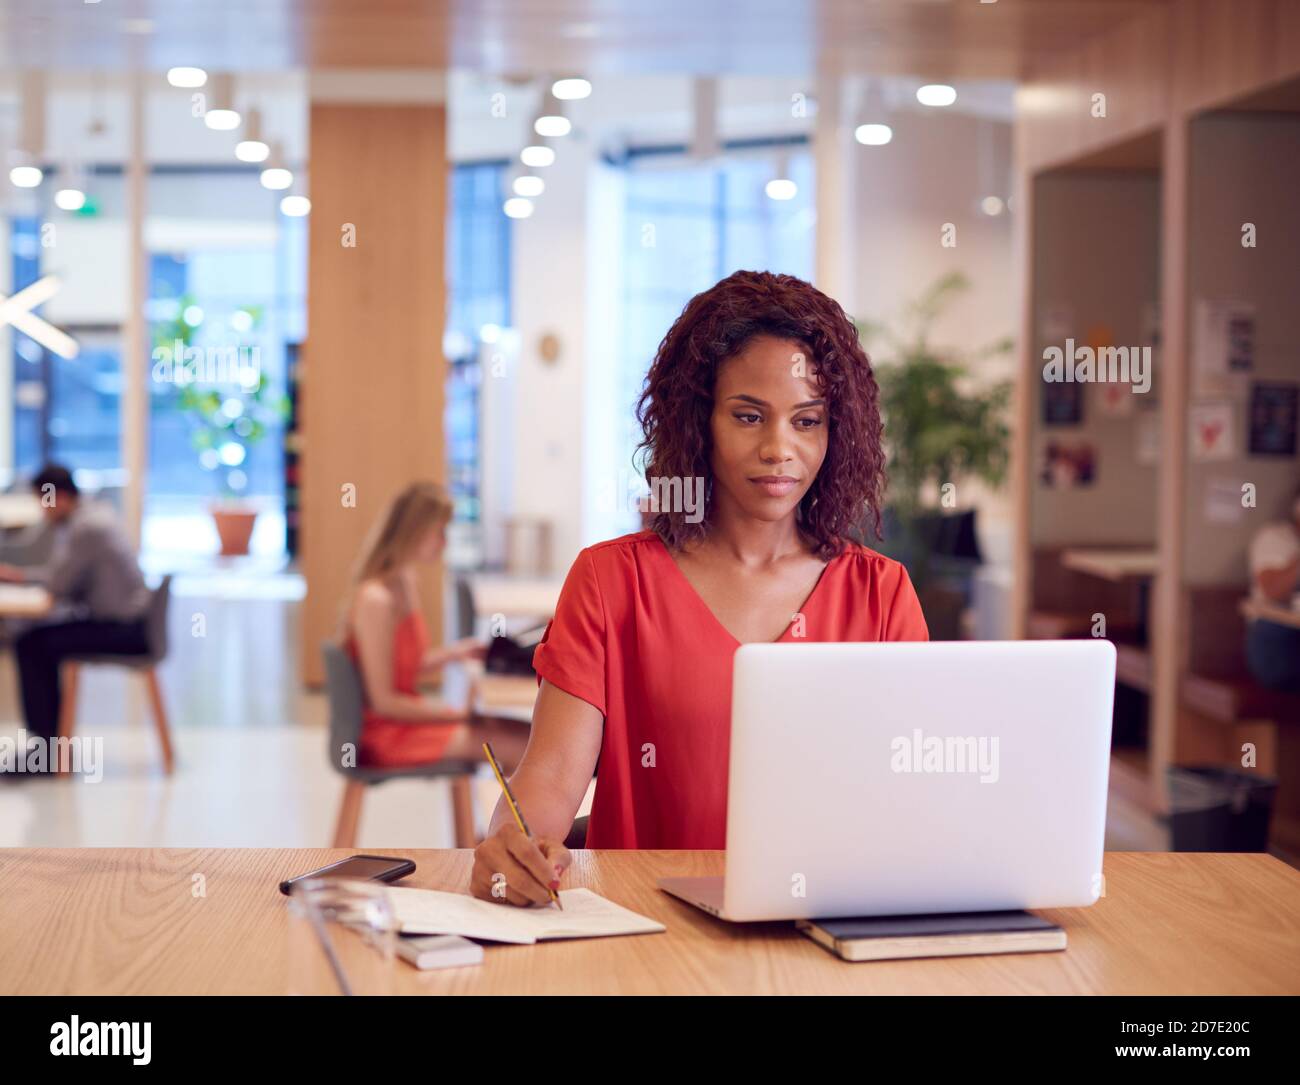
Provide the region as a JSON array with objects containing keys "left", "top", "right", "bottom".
[{"left": 339, "top": 481, "right": 454, "bottom": 637}]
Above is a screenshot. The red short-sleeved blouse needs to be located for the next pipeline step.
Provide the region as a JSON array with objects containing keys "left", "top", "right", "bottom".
[{"left": 531, "top": 529, "right": 929, "bottom": 849}]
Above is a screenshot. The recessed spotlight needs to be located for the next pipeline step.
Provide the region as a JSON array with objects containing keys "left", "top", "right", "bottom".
[
  {"left": 167, "top": 67, "right": 207, "bottom": 89},
  {"left": 235, "top": 108, "right": 269, "bottom": 162},
  {"left": 55, "top": 188, "right": 86, "bottom": 211},
  {"left": 503, "top": 197, "right": 534, "bottom": 219},
  {"left": 205, "top": 108, "right": 240, "bottom": 131},
  {"left": 9, "top": 166, "right": 43, "bottom": 188},
  {"left": 520, "top": 145, "right": 555, "bottom": 168},
  {"left": 854, "top": 123, "right": 893, "bottom": 146},
  {"left": 551, "top": 78, "right": 592, "bottom": 100},
  {"left": 260, "top": 167, "right": 293, "bottom": 190},
  {"left": 280, "top": 195, "right": 311, "bottom": 217},
  {"left": 513, "top": 175, "right": 545, "bottom": 197},
  {"left": 980, "top": 196, "right": 1005, "bottom": 216},
  {"left": 235, "top": 139, "right": 270, "bottom": 163},
  {"left": 534, "top": 115, "right": 571, "bottom": 138},
  {"left": 765, "top": 178, "right": 797, "bottom": 201},
  {"left": 917, "top": 84, "right": 957, "bottom": 107}
]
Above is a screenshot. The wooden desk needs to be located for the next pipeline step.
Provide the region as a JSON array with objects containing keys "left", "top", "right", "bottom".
[
  {"left": 1, "top": 849, "right": 1297, "bottom": 995},
  {"left": 469, "top": 575, "right": 562, "bottom": 621},
  {"left": 0, "top": 583, "right": 52, "bottom": 617},
  {"left": 1241, "top": 597, "right": 1300, "bottom": 631},
  {"left": 0, "top": 493, "right": 43, "bottom": 530},
  {"left": 1060, "top": 548, "right": 1159, "bottom": 644},
  {"left": 1060, "top": 548, "right": 1159, "bottom": 582},
  {"left": 438, "top": 660, "right": 535, "bottom": 724}
]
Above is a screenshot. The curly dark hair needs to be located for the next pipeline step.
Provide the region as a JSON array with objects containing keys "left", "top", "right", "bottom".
[{"left": 634, "top": 270, "right": 885, "bottom": 560}]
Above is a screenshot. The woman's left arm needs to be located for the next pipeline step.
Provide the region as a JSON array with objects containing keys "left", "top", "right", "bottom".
[{"left": 421, "top": 637, "right": 487, "bottom": 673}]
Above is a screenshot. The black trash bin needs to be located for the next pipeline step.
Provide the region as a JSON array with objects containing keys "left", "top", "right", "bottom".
[{"left": 1166, "top": 767, "right": 1278, "bottom": 852}]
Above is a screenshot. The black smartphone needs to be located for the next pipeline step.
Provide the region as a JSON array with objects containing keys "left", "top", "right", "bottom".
[{"left": 278, "top": 854, "right": 416, "bottom": 895}]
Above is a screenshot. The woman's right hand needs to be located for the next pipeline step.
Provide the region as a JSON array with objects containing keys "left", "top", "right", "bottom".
[{"left": 469, "top": 822, "right": 571, "bottom": 906}]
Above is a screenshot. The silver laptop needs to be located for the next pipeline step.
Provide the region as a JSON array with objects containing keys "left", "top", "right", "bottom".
[{"left": 659, "top": 640, "right": 1116, "bottom": 921}]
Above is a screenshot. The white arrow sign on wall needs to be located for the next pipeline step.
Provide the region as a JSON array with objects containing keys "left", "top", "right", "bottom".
[{"left": 0, "top": 275, "right": 80, "bottom": 359}]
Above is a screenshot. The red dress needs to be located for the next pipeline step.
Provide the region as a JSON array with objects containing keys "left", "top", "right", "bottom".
[
  {"left": 532, "top": 530, "right": 929, "bottom": 849},
  {"left": 347, "top": 610, "right": 460, "bottom": 766}
]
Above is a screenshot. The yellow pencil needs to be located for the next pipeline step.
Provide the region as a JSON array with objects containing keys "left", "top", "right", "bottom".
[{"left": 483, "top": 741, "right": 562, "bottom": 910}]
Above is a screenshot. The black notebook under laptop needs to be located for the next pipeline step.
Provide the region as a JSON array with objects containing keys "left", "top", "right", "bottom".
[{"left": 796, "top": 910, "right": 1066, "bottom": 962}]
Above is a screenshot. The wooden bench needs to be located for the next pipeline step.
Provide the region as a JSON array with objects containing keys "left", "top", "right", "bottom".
[
  {"left": 1181, "top": 586, "right": 1300, "bottom": 859},
  {"left": 1027, "top": 545, "right": 1144, "bottom": 642}
]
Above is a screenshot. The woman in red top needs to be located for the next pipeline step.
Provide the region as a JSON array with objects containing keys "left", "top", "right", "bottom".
[
  {"left": 469, "top": 271, "right": 928, "bottom": 906},
  {"left": 343, "top": 482, "right": 529, "bottom": 772}
]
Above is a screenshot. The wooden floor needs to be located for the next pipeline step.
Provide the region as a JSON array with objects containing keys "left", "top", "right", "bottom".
[{"left": 0, "top": 580, "right": 1170, "bottom": 853}]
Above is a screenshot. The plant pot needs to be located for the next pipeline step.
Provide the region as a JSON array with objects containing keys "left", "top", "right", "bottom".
[{"left": 211, "top": 504, "right": 258, "bottom": 556}]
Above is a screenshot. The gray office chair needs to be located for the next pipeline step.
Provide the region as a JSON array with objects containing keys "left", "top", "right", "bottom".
[
  {"left": 58, "top": 575, "right": 175, "bottom": 775},
  {"left": 454, "top": 576, "right": 476, "bottom": 639},
  {"left": 322, "top": 640, "right": 480, "bottom": 848}
]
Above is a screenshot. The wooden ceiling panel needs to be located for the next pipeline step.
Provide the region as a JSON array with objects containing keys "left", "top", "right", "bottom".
[{"left": 0, "top": 0, "right": 1172, "bottom": 76}]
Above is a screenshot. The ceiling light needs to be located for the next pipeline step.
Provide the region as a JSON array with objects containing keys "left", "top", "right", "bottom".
[
  {"left": 55, "top": 188, "right": 86, "bottom": 211},
  {"left": 980, "top": 196, "right": 1005, "bottom": 216},
  {"left": 520, "top": 145, "right": 555, "bottom": 168},
  {"left": 260, "top": 167, "right": 293, "bottom": 190},
  {"left": 236, "top": 139, "right": 269, "bottom": 162},
  {"left": 9, "top": 166, "right": 43, "bottom": 188},
  {"left": 513, "top": 175, "right": 545, "bottom": 197},
  {"left": 260, "top": 143, "right": 293, "bottom": 190},
  {"left": 551, "top": 78, "right": 592, "bottom": 100},
  {"left": 204, "top": 73, "right": 241, "bottom": 130},
  {"left": 167, "top": 67, "right": 207, "bottom": 88},
  {"left": 855, "top": 123, "right": 893, "bottom": 146},
  {"left": 534, "top": 115, "right": 571, "bottom": 137},
  {"left": 765, "top": 178, "right": 797, "bottom": 201},
  {"left": 205, "top": 109, "right": 240, "bottom": 131},
  {"left": 503, "top": 197, "right": 534, "bottom": 219},
  {"left": 917, "top": 84, "right": 957, "bottom": 107},
  {"left": 235, "top": 108, "right": 269, "bottom": 162},
  {"left": 280, "top": 195, "right": 311, "bottom": 217}
]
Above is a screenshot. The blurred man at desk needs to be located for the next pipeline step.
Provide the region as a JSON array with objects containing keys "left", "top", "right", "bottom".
[{"left": 0, "top": 464, "right": 149, "bottom": 738}]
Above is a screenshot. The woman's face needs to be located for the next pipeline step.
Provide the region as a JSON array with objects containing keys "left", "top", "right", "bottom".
[
  {"left": 414, "top": 521, "right": 448, "bottom": 563},
  {"left": 708, "top": 335, "right": 829, "bottom": 527}
]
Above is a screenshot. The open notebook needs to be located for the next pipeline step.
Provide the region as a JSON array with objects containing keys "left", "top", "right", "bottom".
[{"left": 386, "top": 886, "right": 666, "bottom": 945}]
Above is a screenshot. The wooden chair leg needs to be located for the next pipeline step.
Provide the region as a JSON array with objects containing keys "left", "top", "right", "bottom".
[
  {"left": 56, "top": 663, "right": 80, "bottom": 776},
  {"left": 451, "top": 774, "right": 477, "bottom": 848},
  {"left": 333, "top": 779, "right": 365, "bottom": 848},
  {"left": 142, "top": 668, "right": 176, "bottom": 775}
]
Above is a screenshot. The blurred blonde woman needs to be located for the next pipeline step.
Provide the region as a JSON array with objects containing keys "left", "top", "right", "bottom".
[{"left": 342, "top": 482, "right": 529, "bottom": 769}]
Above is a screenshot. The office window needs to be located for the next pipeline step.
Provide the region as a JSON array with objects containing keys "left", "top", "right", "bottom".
[
  {"left": 146, "top": 170, "right": 305, "bottom": 512},
  {"left": 6, "top": 170, "right": 305, "bottom": 557},
  {"left": 619, "top": 147, "right": 815, "bottom": 495},
  {"left": 445, "top": 160, "right": 512, "bottom": 525}
]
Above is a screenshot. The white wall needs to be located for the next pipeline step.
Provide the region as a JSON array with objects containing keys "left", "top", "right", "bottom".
[
  {"left": 847, "top": 109, "right": 1017, "bottom": 565},
  {"left": 507, "top": 128, "right": 592, "bottom": 572},
  {"left": 1029, "top": 172, "right": 1161, "bottom": 548}
]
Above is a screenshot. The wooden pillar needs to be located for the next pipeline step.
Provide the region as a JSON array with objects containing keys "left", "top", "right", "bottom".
[
  {"left": 121, "top": 72, "right": 148, "bottom": 549},
  {"left": 1150, "top": 115, "right": 1191, "bottom": 814},
  {"left": 1008, "top": 123, "right": 1035, "bottom": 642},
  {"left": 813, "top": 75, "right": 855, "bottom": 304},
  {"left": 301, "top": 98, "right": 447, "bottom": 686}
]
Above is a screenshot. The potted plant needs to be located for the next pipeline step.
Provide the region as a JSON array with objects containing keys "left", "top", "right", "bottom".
[
  {"left": 855, "top": 272, "right": 1013, "bottom": 638},
  {"left": 153, "top": 296, "right": 289, "bottom": 556}
]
